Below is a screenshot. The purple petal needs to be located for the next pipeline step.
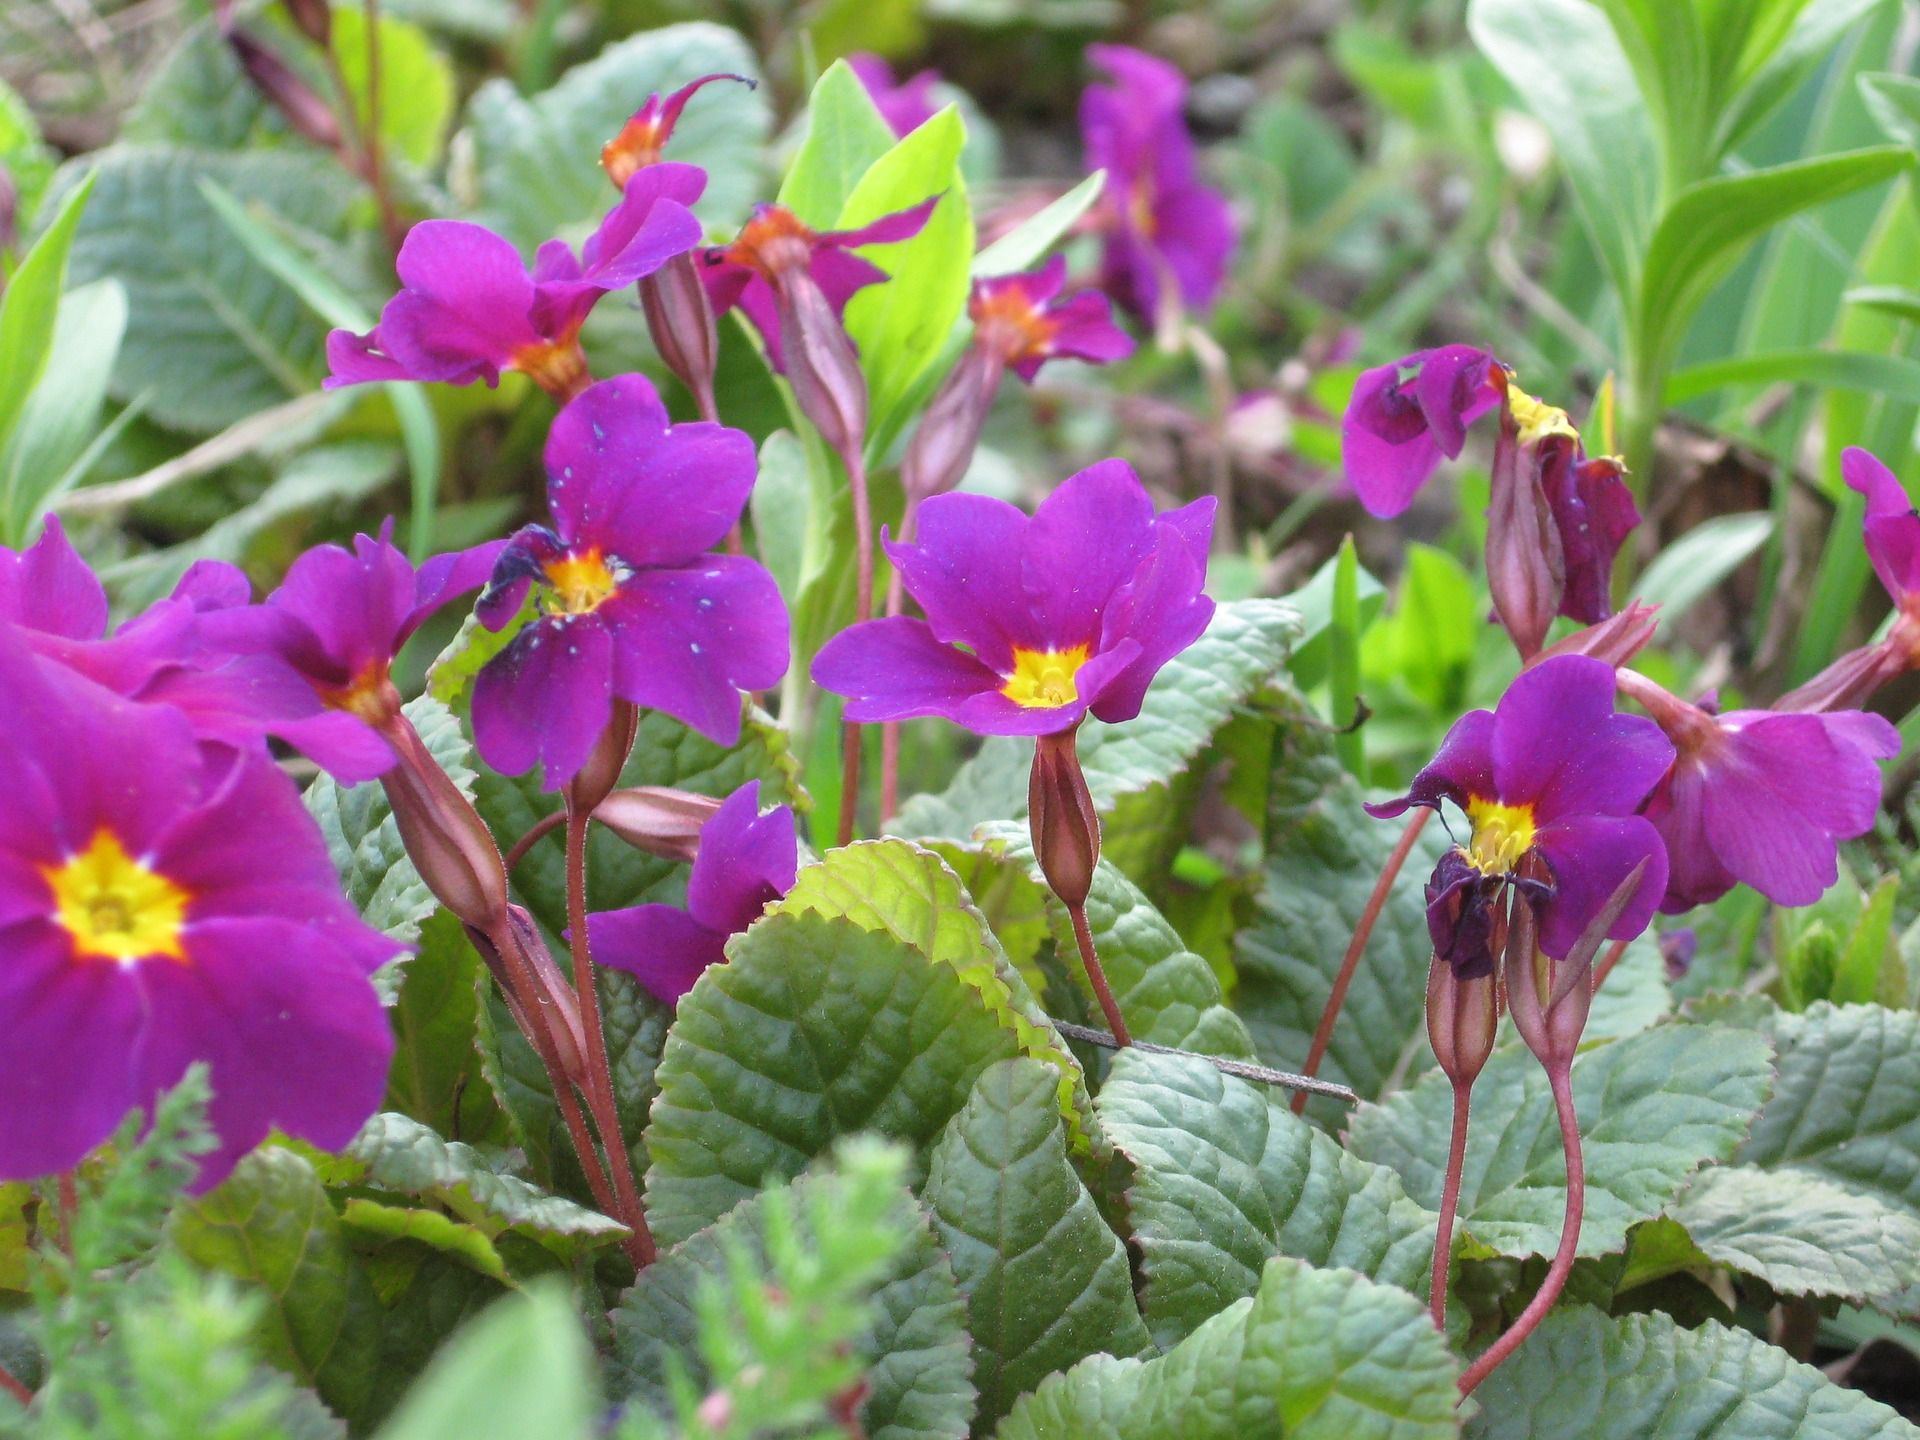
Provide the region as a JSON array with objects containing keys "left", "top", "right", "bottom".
[
  {"left": 359, "top": 221, "right": 543, "bottom": 386},
  {"left": 1086, "top": 508, "right": 1214, "bottom": 723},
  {"left": 1026, "top": 290, "right": 1135, "bottom": 379},
  {"left": 1531, "top": 813, "right": 1668, "bottom": 958},
  {"left": 476, "top": 526, "right": 564, "bottom": 631},
  {"left": 1544, "top": 453, "right": 1639, "bottom": 624},
  {"left": 1844, "top": 446, "right": 1920, "bottom": 602},
  {"left": 826, "top": 195, "right": 940, "bottom": 250},
  {"left": 404, "top": 537, "right": 508, "bottom": 646},
  {"left": 952, "top": 687, "right": 1091, "bottom": 736},
  {"left": 885, "top": 493, "right": 1038, "bottom": 672},
  {"left": 170, "top": 559, "right": 252, "bottom": 612},
  {"left": 1150, "top": 181, "right": 1236, "bottom": 311},
  {"left": 578, "top": 162, "right": 707, "bottom": 287},
  {"left": 1423, "top": 850, "right": 1505, "bottom": 979},
  {"left": 1018, "top": 459, "right": 1159, "bottom": 648},
  {"left": 0, "top": 516, "right": 109, "bottom": 639},
  {"left": 685, "top": 780, "right": 797, "bottom": 935},
  {"left": 323, "top": 327, "right": 414, "bottom": 387},
  {"left": 587, "top": 904, "right": 726, "bottom": 1006},
  {"left": 1367, "top": 707, "right": 1497, "bottom": 819},
  {"left": 1643, "top": 769, "right": 1737, "bottom": 913},
  {"left": 1342, "top": 346, "right": 1504, "bottom": 518},
  {"left": 471, "top": 615, "right": 616, "bottom": 786},
  {"left": 137, "top": 657, "right": 395, "bottom": 783},
  {"left": 1492, "top": 655, "right": 1674, "bottom": 820},
  {"left": 809, "top": 246, "right": 892, "bottom": 317},
  {"left": 811, "top": 616, "right": 1004, "bottom": 724}
]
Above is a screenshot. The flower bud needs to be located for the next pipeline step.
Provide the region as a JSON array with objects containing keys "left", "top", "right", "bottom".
[
  {"left": 465, "top": 906, "right": 588, "bottom": 1086},
  {"left": 377, "top": 716, "right": 510, "bottom": 931},
  {"left": 1426, "top": 953, "right": 1497, "bottom": 1089},
  {"left": 902, "top": 343, "right": 1004, "bottom": 503},
  {"left": 1505, "top": 858, "right": 1645, "bottom": 1069},
  {"left": 228, "top": 29, "right": 342, "bottom": 152},
  {"left": 1531, "top": 601, "right": 1659, "bottom": 670},
  {"left": 1775, "top": 637, "right": 1907, "bottom": 713},
  {"left": 591, "top": 785, "right": 721, "bottom": 863},
  {"left": 1028, "top": 726, "right": 1100, "bottom": 909},
  {"left": 568, "top": 700, "right": 639, "bottom": 814},
  {"left": 777, "top": 270, "right": 868, "bottom": 470},
  {"left": 279, "top": 0, "right": 332, "bottom": 46},
  {"left": 1486, "top": 417, "right": 1566, "bottom": 661},
  {"left": 639, "top": 251, "right": 720, "bottom": 420}
]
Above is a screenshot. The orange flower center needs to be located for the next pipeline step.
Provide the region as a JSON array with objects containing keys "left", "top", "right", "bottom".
[
  {"left": 601, "top": 115, "right": 664, "bottom": 189},
  {"left": 971, "top": 284, "right": 1061, "bottom": 367},
  {"left": 512, "top": 333, "right": 589, "bottom": 401},
  {"left": 43, "top": 829, "right": 191, "bottom": 964},
  {"left": 723, "top": 206, "right": 817, "bottom": 279},
  {"left": 544, "top": 549, "right": 622, "bottom": 615}
]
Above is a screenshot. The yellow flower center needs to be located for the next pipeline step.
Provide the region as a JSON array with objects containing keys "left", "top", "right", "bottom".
[
  {"left": 510, "top": 334, "right": 589, "bottom": 400},
  {"left": 544, "top": 549, "right": 621, "bottom": 616},
  {"left": 43, "top": 829, "right": 191, "bottom": 964},
  {"left": 320, "top": 660, "right": 398, "bottom": 724},
  {"left": 1003, "top": 645, "right": 1090, "bottom": 709},
  {"left": 1506, "top": 383, "right": 1578, "bottom": 446},
  {"left": 1463, "top": 797, "right": 1537, "bottom": 876}
]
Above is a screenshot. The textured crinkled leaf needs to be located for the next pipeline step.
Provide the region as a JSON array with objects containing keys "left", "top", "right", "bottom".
[
  {"left": 1463, "top": 1307, "right": 1920, "bottom": 1440},
  {"left": 384, "top": 909, "right": 505, "bottom": 1143},
  {"left": 608, "top": 1172, "right": 973, "bottom": 1440},
  {"left": 929, "top": 839, "right": 1052, "bottom": 988},
  {"left": 339, "top": 1112, "right": 627, "bottom": 1255},
  {"left": 57, "top": 147, "right": 356, "bottom": 432},
  {"left": 1094, "top": 1049, "right": 1432, "bottom": 1346},
  {"left": 643, "top": 911, "right": 1026, "bottom": 1247},
  {"left": 777, "top": 841, "right": 1093, "bottom": 1147},
  {"left": 894, "top": 600, "right": 1299, "bottom": 843},
  {"left": 1586, "top": 934, "right": 1674, "bottom": 1042},
  {"left": 924, "top": 1059, "right": 1149, "bottom": 1428},
  {"left": 994, "top": 1256, "right": 1459, "bottom": 1440},
  {"left": 461, "top": 24, "right": 767, "bottom": 250},
  {"left": 1235, "top": 690, "right": 1453, "bottom": 1110},
  {"left": 1348, "top": 1026, "right": 1773, "bottom": 1259},
  {"left": 1669, "top": 1165, "right": 1920, "bottom": 1307},
  {"left": 340, "top": 1200, "right": 508, "bottom": 1285},
  {"left": 169, "top": 1148, "right": 385, "bottom": 1426}
]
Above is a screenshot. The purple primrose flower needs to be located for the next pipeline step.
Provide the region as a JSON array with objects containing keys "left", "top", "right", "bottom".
[
  {"left": 471, "top": 374, "right": 788, "bottom": 786},
  {"left": 601, "top": 72, "right": 750, "bottom": 187},
  {"left": 326, "top": 166, "right": 708, "bottom": 397},
  {"left": 971, "top": 257, "right": 1135, "bottom": 381},
  {"left": 1080, "top": 44, "right": 1235, "bottom": 328},
  {"left": 584, "top": 780, "right": 797, "bottom": 1005},
  {"left": 848, "top": 53, "right": 941, "bottom": 137},
  {"left": 1370, "top": 655, "right": 1673, "bottom": 972},
  {"left": 0, "top": 630, "right": 395, "bottom": 1188},
  {"left": 1342, "top": 344, "right": 1506, "bottom": 519},
  {"left": 812, "top": 459, "right": 1214, "bottom": 736}
]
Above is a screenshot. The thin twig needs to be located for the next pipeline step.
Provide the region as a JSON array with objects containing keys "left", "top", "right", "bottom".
[
  {"left": 55, "top": 394, "right": 333, "bottom": 513},
  {"left": 1050, "top": 1020, "right": 1358, "bottom": 1101}
]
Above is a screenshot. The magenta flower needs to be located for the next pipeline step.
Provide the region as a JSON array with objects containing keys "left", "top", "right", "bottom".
[
  {"left": 326, "top": 165, "right": 708, "bottom": 397},
  {"left": 1540, "top": 448, "right": 1640, "bottom": 627},
  {"left": 1079, "top": 44, "right": 1235, "bottom": 327},
  {"left": 583, "top": 780, "right": 796, "bottom": 1005},
  {"left": 847, "top": 53, "right": 941, "bottom": 137},
  {"left": 971, "top": 257, "right": 1135, "bottom": 381},
  {"left": 1370, "top": 656, "right": 1673, "bottom": 970},
  {"left": 811, "top": 460, "right": 1214, "bottom": 736},
  {"left": 601, "top": 72, "right": 750, "bottom": 188},
  {"left": 0, "top": 631, "right": 395, "bottom": 1188},
  {"left": 700, "top": 198, "right": 937, "bottom": 373},
  {"left": 1342, "top": 345, "right": 1506, "bottom": 518},
  {"left": 471, "top": 375, "right": 788, "bottom": 786}
]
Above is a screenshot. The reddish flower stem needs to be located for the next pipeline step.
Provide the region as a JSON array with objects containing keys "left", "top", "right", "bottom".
[
  {"left": 1430, "top": 1079, "right": 1472, "bottom": 1331},
  {"left": 1067, "top": 901, "right": 1132, "bottom": 1046},
  {"left": 838, "top": 453, "right": 876, "bottom": 848},
  {"left": 1293, "top": 807, "right": 1431, "bottom": 1114},
  {"left": 504, "top": 809, "right": 566, "bottom": 873},
  {"left": 878, "top": 502, "right": 920, "bottom": 825},
  {"left": 564, "top": 802, "right": 656, "bottom": 1268},
  {"left": 0, "top": 1360, "right": 29, "bottom": 1408},
  {"left": 56, "top": 1173, "right": 76, "bottom": 1255},
  {"left": 1457, "top": 1064, "right": 1584, "bottom": 1397},
  {"left": 1592, "top": 937, "right": 1630, "bottom": 990}
]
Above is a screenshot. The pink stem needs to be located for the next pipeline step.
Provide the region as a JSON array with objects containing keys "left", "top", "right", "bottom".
[{"left": 1430, "top": 1079, "right": 1472, "bottom": 1330}]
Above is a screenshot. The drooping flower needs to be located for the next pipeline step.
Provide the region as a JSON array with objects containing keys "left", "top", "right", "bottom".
[
  {"left": 1342, "top": 345, "right": 1506, "bottom": 518},
  {"left": 847, "top": 53, "right": 941, "bottom": 137},
  {"left": 1369, "top": 655, "right": 1673, "bottom": 972},
  {"left": 1618, "top": 671, "right": 1898, "bottom": 912},
  {"left": 902, "top": 257, "right": 1134, "bottom": 503},
  {"left": 584, "top": 780, "right": 796, "bottom": 1005},
  {"left": 601, "top": 72, "right": 751, "bottom": 188},
  {"left": 812, "top": 459, "right": 1215, "bottom": 735},
  {"left": 1079, "top": 44, "right": 1235, "bottom": 329},
  {"left": 471, "top": 374, "right": 788, "bottom": 785},
  {"left": 0, "top": 631, "right": 395, "bottom": 1188},
  {"left": 325, "top": 166, "right": 707, "bottom": 398}
]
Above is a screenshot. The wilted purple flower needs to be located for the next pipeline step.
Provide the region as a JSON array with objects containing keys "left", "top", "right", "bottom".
[
  {"left": 471, "top": 374, "right": 788, "bottom": 786},
  {"left": 1080, "top": 44, "right": 1235, "bottom": 329},
  {"left": 1370, "top": 655, "right": 1673, "bottom": 971},
  {"left": 1342, "top": 345, "right": 1506, "bottom": 519},
  {"left": 601, "top": 72, "right": 750, "bottom": 188},
  {"left": 812, "top": 459, "right": 1214, "bottom": 735},
  {"left": 847, "top": 53, "right": 941, "bottom": 137},
  {"left": 1621, "top": 672, "right": 1898, "bottom": 911},
  {"left": 0, "top": 631, "right": 395, "bottom": 1188},
  {"left": 584, "top": 780, "right": 796, "bottom": 1005},
  {"left": 326, "top": 166, "right": 707, "bottom": 398},
  {"left": 1540, "top": 448, "right": 1639, "bottom": 626}
]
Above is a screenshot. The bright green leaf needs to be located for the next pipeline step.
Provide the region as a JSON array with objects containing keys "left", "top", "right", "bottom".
[
  {"left": 972, "top": 170, "right": 1106, "bottom": 277},
  {"left": 778, "top": 59, "right": 898, "bottom": 228},
  {"left": 0, "top": 172, "right": 94, "bottom": 462},
  {"left": 1634, "top": 513, "right": 1774, "bottom": 635},
  {"left": 329, "top": 8, "right": 455, "bottom": 168}
]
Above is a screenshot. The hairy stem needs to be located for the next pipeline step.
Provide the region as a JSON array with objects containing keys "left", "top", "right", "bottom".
[
  {"left": 1293, "top": 807, "right": 1431, "bottom": 1113},
  {"left": 1430, "top": 1079, "right": 1472, "bottom": 1331},
  {"left": 1457, "top": 1064, "right": 1584, "bottom": 1397},
  {"left": 1067, "top": 901, "right": 1132, "bottom": 1046},
  {"left": 504, "top": 809, "right": 566, "bottom": 873}
]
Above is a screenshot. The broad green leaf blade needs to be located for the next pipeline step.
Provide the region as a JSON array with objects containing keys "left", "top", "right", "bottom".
[
  {"left": 1095, "top": 1049, "right": 1433, "bottom": 1347},
  {"left": 609, "top": 1169, "right": 974, "bottom": 1440},
  {"left": 1669, "top": 1165, "right": 1920, "bottom": 1307},
  {"left": 0, "top": 172, "right": 94, "bottom": 461},
  {"left": 994, "top": 1257, "right": 1459, "bottom": 1440},
  {"left": 642, "top": 911, "right": 1028, "bottom": 1247},
  {"left": 1632, "top": 513, "right": 1774, "bottom": 635},
  {"left": 972, "top": 170, "right": 1106, "bottom": 277},
  {"left": 0, "top": 277, "right": 126, "bottom": 544},
  {"left": 462, "top": 24, "right": 767, "bottom": 250},
  {"left": 382, "top": 910, "right": 505, "bottom": 1144},
  {"left": 1348, "top": 1027, "right": 1773, "bottom": 1259},
  {"left": 339, "top": 1200, "right": 508, "bottom": 1284},
  {"left": 1666, "top": 348, "right": 1920, "bottom": 407},
  {"left": 329, "top": 7, "right": 455, "bottom": 168},
  {"left": 1860, "top": 70, "right": 1920, "bottom": 149},
  {"left": 778, "top": 59, "right": 898, "bottom": 227},
  {"left": 374, "top": 1285, "right": 596, "bottom": 1440},
  {"left": 1720, "top": 0, "right": 1890, "bottom": 156},
  {"left": 0, "top": 78, "right": 54, "bottom": 229},
  {"left": 1464, "top": 1308, "right": 1920, "bottom": 1439},
  {"left": 924, "top": 1059, "right": 1149, "bottom": 1427}
]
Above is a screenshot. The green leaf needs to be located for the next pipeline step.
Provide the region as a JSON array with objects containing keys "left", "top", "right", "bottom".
[
  {"left": 994, "top": 1256, "right": 1460, "bottom": 1440},
  {"left": 1834, "top": 874, "right": 1900, "bottom": 1004},
  {"left": 609, "top": 1170, "right": 974, "bottom": 1440},
  {"left": 1095, "top": 1049, "right": 1433, "bottom": 1348},
  {"left": 1632, "top": 513, "right": 1774, "bottom": 636},
  {"left": 59, "top": 146, "right": 356, "bottom": 433},
  {"left": 1347, "top": 1026, "right": 1774, "bottom": 1259},
  {"left": 382, "top": 909, "right": 505, "bottom": 1144},
  {"left": 1720, "top": 0, "right": 1890, "bottom": 156},
  {"left": 1282, "top": 550, "right": 1386, "bottom": 691},
  {"left": 1359, "top": 542, "right": 1477, "bottom": 713},
  {"left": 1861, "top": 70, "right": 1920, "bottom": 150},
  {"left": 778, "top": 59, "right": 898, "bottom": 227},
  {"left": 329, "top": 7, "right": 455, "bottom": 168},
  {"left": 1585, "top": 933, "right": 1675, "bottom": 1043},
  {"left": 923, "top": 1059, "right": 1149, "bottom": 1427},
  {"left": 0, "top": 78, "right": 54, "bottom": 230},
  {"left": 1463, "top": 1307, "right": 1920, "bottom": 1440},
  {"left": 972, "top": 171, "right": 1106, "bottom": 277},
  {"left": 461, "top": 24, "right": 767, "bottom": 251},
  {"left": 374, "top": 1284, "right": 596, "bottom": 1440},
  {"left": 642, "top": 911, "right": 1028, "bottom": 1247},
  {"left": 339, "top": 1200, "right": 508, "bottom": 1285},
  {"left": 1666, "top": 348, "right": 1920, "bottom": 407},
  {"left": 1669, "top": 1166, "right": 1920, "bottom": 1307},
  {"left": 0, "top": 173, "right": 94, "bottom": 463},
  {"left": 170, "top": 1148, "right": 385, "bottom": 1426}
]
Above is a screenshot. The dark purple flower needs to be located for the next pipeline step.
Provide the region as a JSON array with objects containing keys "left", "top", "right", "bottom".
[
  {"left": 471, "top": 374, "right": 788, "bottom": 786},
  {"left": 326, "top": 166, "right": 707, "bottom": 397},
  {"left": 583, "top": 780, "right": 796, "bottom": 1005},
  {"left": 811, "top": 459, "right": 1214, "bottom": 736},
  {"left": 1342, "top": 345, "right": 1507, "bottom": 518},
  {"left": 847, "top": 53, "right": 941, "bottom": 138},
  {"left": 971, "top": 257, "right": 1135, "bottom": 382},
  {"left": 701, "top": 198, "right": 938, "bottom": 373},
  {"left": 0, "top": 630, "right": 395, "bottom": 1189},
  {"left": 601, "top": 72, "right": 751, "bottom": 188},
  {"left": 1370, "top": 655, "right": 1673, "bottom": 966},
  {"left": 1080, "top": 44, "right": 1236, "bottom": 328},
  {"left": 1540, "top": 449, "right": 1639, "bottom": 626}
]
